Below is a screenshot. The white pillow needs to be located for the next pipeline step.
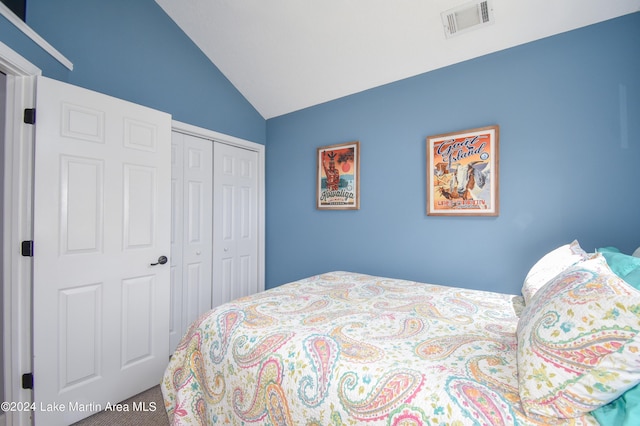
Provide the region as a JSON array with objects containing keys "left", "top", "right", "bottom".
[
  {"left": 521, "top": 240, "right": 589, "bottom": 305},
  {"left": 633, "top": 246, "right": 640, "bottom": 258}
]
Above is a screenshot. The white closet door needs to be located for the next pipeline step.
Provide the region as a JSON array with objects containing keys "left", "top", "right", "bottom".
[
  {"left": 170, "top": 132, "right": 213, "bottom": 353},
  {"left": 170, "top": 136, "right": 184, "bottom": 353},
  {"left": 212, "top": 142, "right": 259, "bottom": 307},
  {"left": 33, "top": 76, "right": 171, "bottom": 425}
]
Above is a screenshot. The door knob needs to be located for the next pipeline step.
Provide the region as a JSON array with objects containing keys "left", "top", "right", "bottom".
[{"left": 150, "top": 255, "right": 168, "bottom": 266}]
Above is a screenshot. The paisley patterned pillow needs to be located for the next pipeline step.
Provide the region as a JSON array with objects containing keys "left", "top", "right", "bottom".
[
  {"left": 521, "top": 240, "right": 589, "bottom": 305},
  {"left": 517, "top": 254, "right": 640, "bottom": 418}
]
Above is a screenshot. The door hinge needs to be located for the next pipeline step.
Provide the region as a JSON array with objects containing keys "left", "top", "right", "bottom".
[
  {"left": 21, "top": 240, "right": 34, "bottom": 257},
  {"left": 23, "top": 108, "right": 36, "bottom": 125},
  {"left": 22, "top": 373, "right": 33, "bottom": 390}
]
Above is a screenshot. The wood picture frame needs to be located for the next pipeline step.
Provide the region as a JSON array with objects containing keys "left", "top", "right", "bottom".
[
  {"left": 317, "top": 141, "right": 360, "bottom": 210},
  {"left": 426, "top": 125, "right": 499, "bottom": 216}
]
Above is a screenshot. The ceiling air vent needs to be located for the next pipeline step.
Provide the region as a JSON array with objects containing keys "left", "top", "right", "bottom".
[{"left": 441, "top": 1, "right": 494, "bottom": 38}]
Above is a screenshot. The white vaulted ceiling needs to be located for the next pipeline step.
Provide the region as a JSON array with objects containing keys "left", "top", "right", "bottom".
[{"left": 155, "top": 0, "right": 640, "bottom": 119}]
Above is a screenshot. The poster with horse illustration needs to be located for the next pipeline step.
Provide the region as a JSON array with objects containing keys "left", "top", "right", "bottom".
[
  {"left": 426, "top": 125, "right": 499, "bottom": 216},
  {"left": 317, "top": 141, "right": 360, "bottom": 210}
]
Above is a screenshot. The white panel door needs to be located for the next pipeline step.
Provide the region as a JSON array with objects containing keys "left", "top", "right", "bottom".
[
  {"left": 170, "top": 131, "right": 213, "bottom": 353},
  {"left": 212, "top": 142, "right": 259, "bottom": 307},
  {"left": 32, "top": 76, "right": 171, "bottom": 425}
]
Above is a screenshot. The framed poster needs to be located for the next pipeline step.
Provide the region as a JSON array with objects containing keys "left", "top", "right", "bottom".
[
  {"left": 317, "top": 141, "right": 360, "bottom": 210},
  {"left": 426, "top": 125, "right": 499, "bottom": 216}
]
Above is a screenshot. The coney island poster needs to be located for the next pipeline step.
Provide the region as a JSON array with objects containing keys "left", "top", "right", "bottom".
[
  {"left": 426, "top": 125, "right": 499, "bottom": 216},
  {"left": 317, "top": 141, "right": 360, "bottom": 210}
]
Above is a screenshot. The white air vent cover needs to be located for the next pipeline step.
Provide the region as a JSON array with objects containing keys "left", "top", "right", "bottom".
[{"left": 442, "top": 1, "right": 494, "bottom": 38}]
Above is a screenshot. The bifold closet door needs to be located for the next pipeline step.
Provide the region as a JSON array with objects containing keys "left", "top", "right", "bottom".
[
  {"left": 212, "top": 142, "right": 259, "bottom": 308},
  {"left": 170, "top": 132, "right": 212, "bottom": 353}
]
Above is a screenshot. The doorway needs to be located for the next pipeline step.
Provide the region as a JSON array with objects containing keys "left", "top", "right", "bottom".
[
  {"left": 0, "top": 44, "right": 266, "bottom": 426},
  {"left": 1, "top": 43, "right": 39, "bottom": 426}
]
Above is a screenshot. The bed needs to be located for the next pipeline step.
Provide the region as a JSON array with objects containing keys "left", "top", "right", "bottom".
[{"left": 162, "top": 241, "right": 640, "bottom": 425}]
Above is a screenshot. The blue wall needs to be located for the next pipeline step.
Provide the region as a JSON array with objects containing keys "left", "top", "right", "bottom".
[
  {"left": 3, "top": 4, "right": 638, "bottom": 294},
  {"left": 265, "top": 13, "right": 640, "bottom": 293},
  {"left": 0, "top": 0, "right": 265, "bottom": 144},
  {"left": 0, "top": 13, "right": 69, "bottom": 81}
]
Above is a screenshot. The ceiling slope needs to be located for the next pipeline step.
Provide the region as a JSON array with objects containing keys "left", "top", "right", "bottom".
[{"left": 155, "top": 0, "right": 640, "bottom": 119}]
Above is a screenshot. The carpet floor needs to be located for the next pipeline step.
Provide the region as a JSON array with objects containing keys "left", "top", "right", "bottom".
[{"left": 71, "top": 385, "right": 169, "bottom": 426}]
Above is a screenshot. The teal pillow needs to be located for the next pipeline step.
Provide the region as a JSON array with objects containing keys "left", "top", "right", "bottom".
[
  {"left": 597, "top": 247, "right": 640, "bottom": 289},
  {"left": 592, "top": 383, "right": 640, "bottom": 426},
  {"left": 624, "top": 269, "right": 640, "bottom": 288},
  {"left": 591, "top": 247, "right": 640, "bottom": 424},
  {"left": 598, "top": 246, "right": 621, "bottom": 254}
]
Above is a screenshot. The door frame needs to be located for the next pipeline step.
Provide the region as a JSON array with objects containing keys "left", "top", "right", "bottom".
[
  {"left": 171, "top": 119, "right": 266, "bottom": 294},
  {"left": 1, "top": 41, "right": 40, "bottom": 426}
]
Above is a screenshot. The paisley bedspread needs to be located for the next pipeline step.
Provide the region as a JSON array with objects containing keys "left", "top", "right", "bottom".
[{"left": 161, "top": 271, "right": 598, "bottom": 425}]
